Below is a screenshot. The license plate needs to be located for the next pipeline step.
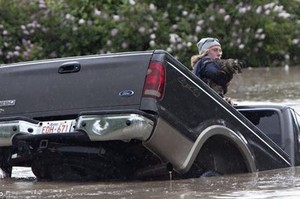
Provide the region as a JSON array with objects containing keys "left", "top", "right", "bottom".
[{"left": 40, "top": 120, "right": 74, "bottom": 134}]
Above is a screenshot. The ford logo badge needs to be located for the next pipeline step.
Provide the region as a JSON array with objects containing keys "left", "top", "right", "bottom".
[{"left": 119, "top": 90, "right": 135, "bottom": 97}]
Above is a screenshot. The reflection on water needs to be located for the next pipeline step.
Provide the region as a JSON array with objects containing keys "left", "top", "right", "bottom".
[
  {"left": 2, "top": 167, "right": 300, "bottom": 198},
  {"left": 1, "top": 67, "right": 300, "bottom": 198},
  {"left": 228, "top": 67, "right": 300, "bottom": 102}
]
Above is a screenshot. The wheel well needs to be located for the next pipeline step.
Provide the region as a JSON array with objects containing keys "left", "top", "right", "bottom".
[{"left": 194, "top": 135, "right": 251, "bottom": 175}]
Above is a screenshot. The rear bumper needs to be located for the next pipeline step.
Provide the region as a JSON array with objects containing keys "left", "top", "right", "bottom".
[
  {"left": 76, "top": 113, "right": 155, "bottom": 141},
  {"left": 0, "top": 113, "right": 155, "bottom": 146}
]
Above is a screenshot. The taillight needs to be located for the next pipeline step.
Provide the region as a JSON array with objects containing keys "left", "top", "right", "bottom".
[{"left": 142, "top": 61, "right": 165, "bottom": 100}]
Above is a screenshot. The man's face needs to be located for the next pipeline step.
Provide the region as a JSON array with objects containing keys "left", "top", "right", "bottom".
[{"left": 208, "top": 46, "right": 222, "bottom": 59}]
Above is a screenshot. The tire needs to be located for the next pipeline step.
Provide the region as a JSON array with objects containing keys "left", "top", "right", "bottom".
[
  {"left": 31, "top": 156, "right": 122, "bottom": 181},
  {"left": 0, "top": 147, "right": 13, "bottom": 178},
  {"left": 200, "top": 170, "right": 221, "bottom": 177},
  {"left": 195, "top": 135, "right": 249, "bottom": 175}
]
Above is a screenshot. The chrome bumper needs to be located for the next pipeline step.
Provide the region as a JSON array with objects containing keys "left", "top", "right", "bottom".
[
  {"left": 0, "top": 120, "right": 42, "bottom": 146},
  {"left": 76, "top": 114, "right": 154, "bottom": 141},
  {"left": 0, "top": 114, "right": 154, "bottom": 146}
]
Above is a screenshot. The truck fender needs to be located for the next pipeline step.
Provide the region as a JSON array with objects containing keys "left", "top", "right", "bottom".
[{"left": 179, "top": 125, "right": 256, "bottom": 173}]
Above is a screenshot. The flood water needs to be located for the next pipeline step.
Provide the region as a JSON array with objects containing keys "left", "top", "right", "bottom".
[
  {"left": 1, "top": 66, "right": 300, "bottom": 198},
  {"left": 2, "top": 168, "right": 300, "bottom": 198},
  {"left": 228, "top": 66, "right": 300, "bottom": 103}
]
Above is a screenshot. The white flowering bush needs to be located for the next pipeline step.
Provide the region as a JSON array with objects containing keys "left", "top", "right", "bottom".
[{"left": 0, "top": 0, "right": 299, "bottom": 67}]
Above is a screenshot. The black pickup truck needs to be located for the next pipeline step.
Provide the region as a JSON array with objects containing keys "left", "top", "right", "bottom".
[{"left": 0, "top": 50, "right": 299, "bottom": 181}]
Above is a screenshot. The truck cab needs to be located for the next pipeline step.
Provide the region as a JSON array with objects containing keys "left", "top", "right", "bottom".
[{"left": 237, "top": 104, "right": 300, "bottom": 166}]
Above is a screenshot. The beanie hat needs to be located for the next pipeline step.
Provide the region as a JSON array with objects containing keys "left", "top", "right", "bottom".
[{"left": 197, "top": 37, "right": 221, "bottom": 53}]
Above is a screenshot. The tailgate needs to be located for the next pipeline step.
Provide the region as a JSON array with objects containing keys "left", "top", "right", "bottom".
[{"left": 0, "top": 52, "right": 153, "bottom": 118}]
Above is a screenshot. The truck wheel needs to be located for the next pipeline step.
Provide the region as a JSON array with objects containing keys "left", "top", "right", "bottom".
[
  {"left": 31, "top": 159, "right": 51, "bottom": 180},
  {"left": 200, "top": 170, "right": 221, "bottom": 177},
  {"left": 195, "top": 135, "right": 249, "bottom": 175},
  {"left": 31, "top": 159, "right": 90, "bottom": 181},
  {"left": 0, "top": 166, "right": 12, "bottom": 178},
  {"left": 50, "top": 163, "right": 87, "bottom": 181},
  {"left": 0, "top": 147, "right": 13, "bottom": 178},
  {"left": 183, "top": 164, "right": 221, "bottom": 178},
  {"left": 32, "top": 156, "right": 121, "bottom": 181}
]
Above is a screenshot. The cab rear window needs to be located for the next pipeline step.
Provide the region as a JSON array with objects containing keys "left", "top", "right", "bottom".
[{"left": 240, "top": 110, "right": 281, "bottom": 146}]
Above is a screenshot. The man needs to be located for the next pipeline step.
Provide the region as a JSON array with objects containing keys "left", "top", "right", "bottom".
[{"left": 191, "top": 37, "right": 242, "bottom": 101}]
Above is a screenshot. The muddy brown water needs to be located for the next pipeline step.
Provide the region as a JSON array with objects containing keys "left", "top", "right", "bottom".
[{"left": 1, "top": 66, "right": 300, "bottom": 198}]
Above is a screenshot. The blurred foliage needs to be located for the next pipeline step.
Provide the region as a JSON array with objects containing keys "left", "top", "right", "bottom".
[{"left": 0, "top": 0, "right": 299, "bottom": 67}]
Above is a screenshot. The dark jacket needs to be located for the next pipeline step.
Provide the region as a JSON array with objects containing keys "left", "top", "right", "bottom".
[{"left": 192, "top": 56, "right": 229, "bottom": 87}]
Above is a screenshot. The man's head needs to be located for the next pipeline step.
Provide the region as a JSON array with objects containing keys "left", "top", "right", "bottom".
[
  {"left": 197, "top": 37, "right": 222, "bottom": 59},
  {"left": 197, "top": 37, "right": 221, "bottom": 53}
]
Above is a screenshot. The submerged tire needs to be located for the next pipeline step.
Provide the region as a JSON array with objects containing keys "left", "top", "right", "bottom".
[
  {"left": 200, "top": 170, "right": 221, "bottom": 177},
  {"left": 195, "top": 135, "right": 249, "bottom": 175},
  {"left": 31, "top": 159, "right": 51, "bottom": 180},
  {"left": 31, "top": 156, "right": 122, "bottom": 181},
  {"left": 0, "top": 147, "right": 13, "bottom": 178}
]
